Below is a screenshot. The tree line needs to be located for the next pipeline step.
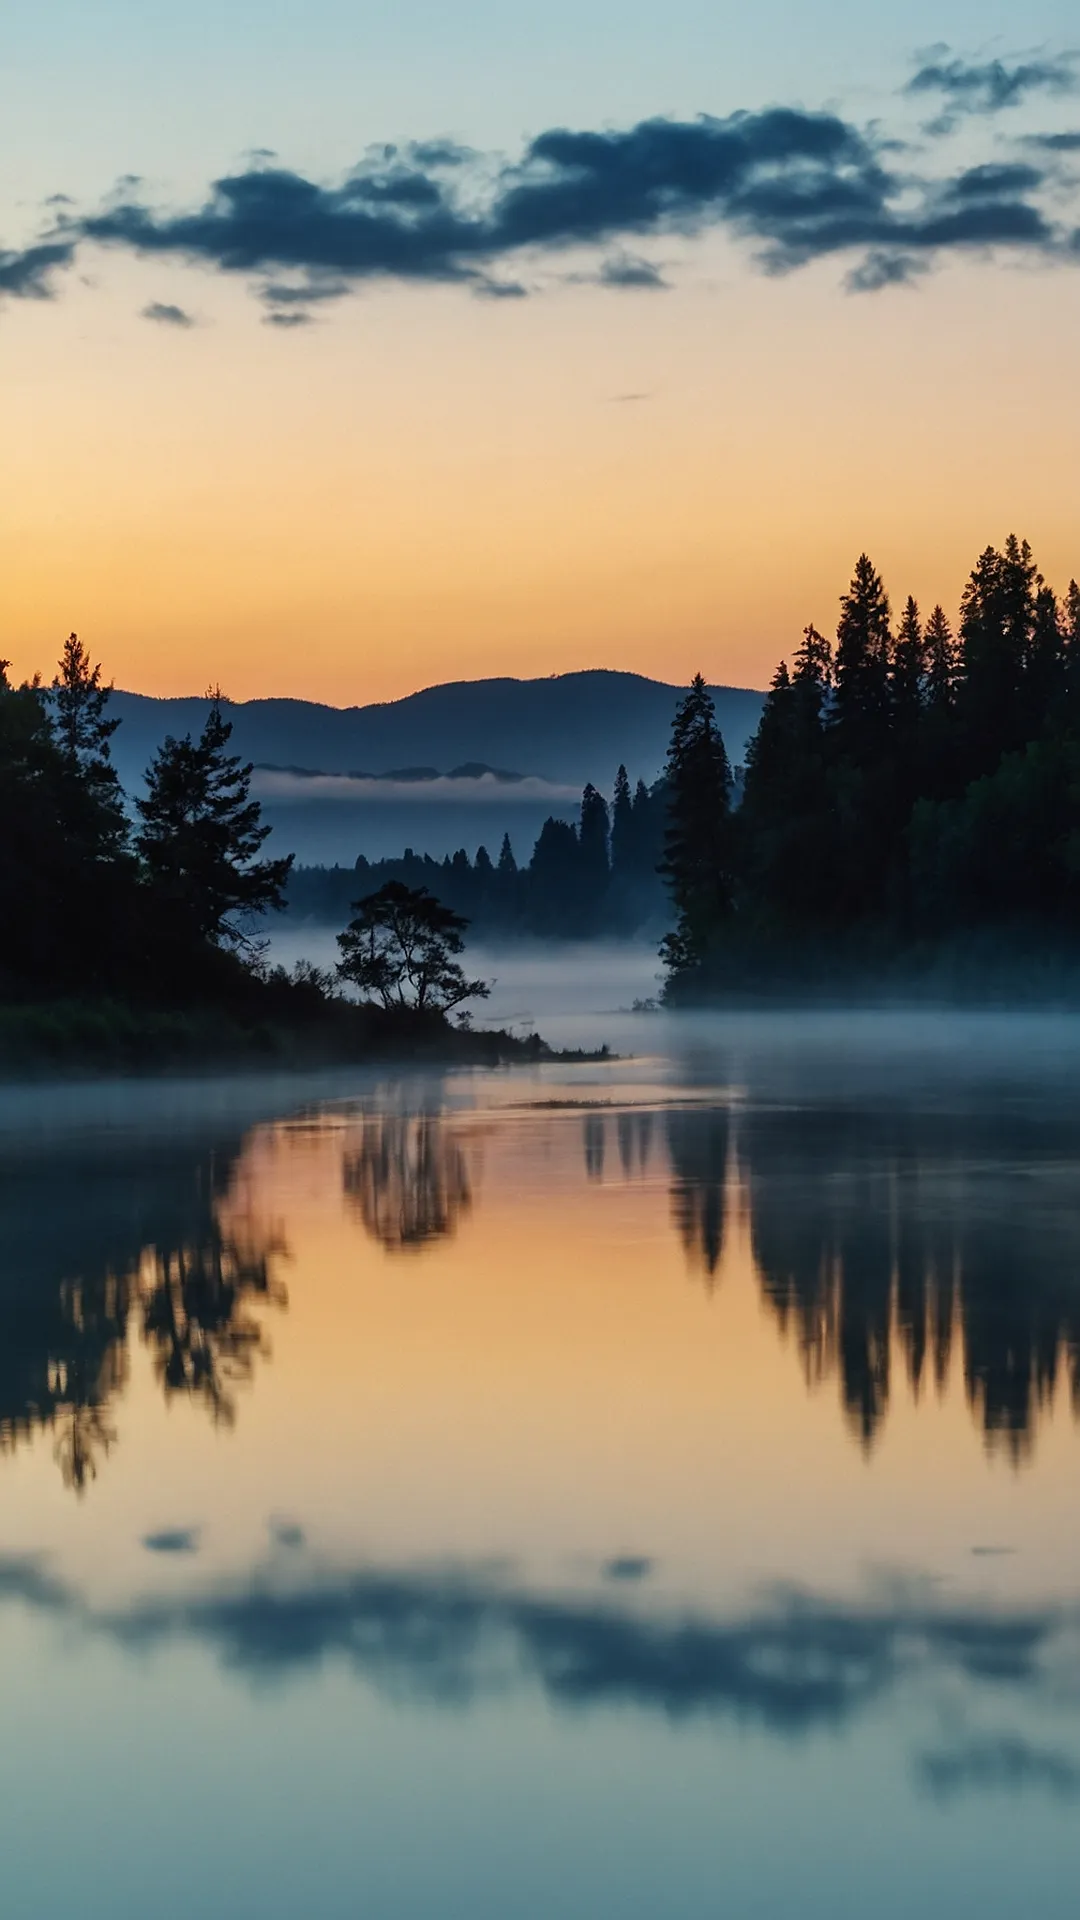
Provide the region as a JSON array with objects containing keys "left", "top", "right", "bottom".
[
  {"left": 287, "top": 768, "right": 667, "bottom": 939},
  {"left": 660, "top": 536, "right": 1080, "bottom": 990},
  {"left": 0, "top": 635, "right": 291, "bottom": 1005}
]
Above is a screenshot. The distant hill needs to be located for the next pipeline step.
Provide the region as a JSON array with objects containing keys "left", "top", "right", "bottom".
[
  {"left": 109, "top": 671, "right": 764, "bottom": 790},
  {"left": 108, "top": 670, "right": 765, "bottom": 865}
]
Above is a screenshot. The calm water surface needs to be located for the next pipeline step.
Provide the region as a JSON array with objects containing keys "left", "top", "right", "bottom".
[{"left": 4, "top": 989, "right": 1080, "bottom": 1917}]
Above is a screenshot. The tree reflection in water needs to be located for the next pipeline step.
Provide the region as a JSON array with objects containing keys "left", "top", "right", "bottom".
[
  {"left": 8, "top": 1084, "right": 1080, "bottom": 1491},
  {"left": 0, "top": 1135, "right": 287, "bottom": 1492},
  {"left": 343, "top": 1111, "right": 475, "bottom": 1253},
  {"left": 580, "top": 1099, "right": 1080, "bottom": 1459},
  {"left": 736, "top": 1103, "right": 1080, "bottom": 1457}
]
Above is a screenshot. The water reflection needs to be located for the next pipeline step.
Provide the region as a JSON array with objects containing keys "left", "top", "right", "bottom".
[
  {"left": 570, "top": 1100, "right": 1080, "bottom": 1458},
  {"left": 343, "top": 1112, "right": 476, "bottom": 1252},
  {"left": 1, "top": 1539, "right": 1077, "bottom": 1805},
  {"left": 6, "top": 1079, "right": 1080, "bottom": 1494},
  {"left": 740, "top": 1104, "right": 1080, "bottom": 1457},
  {"left": 0, "top": 1136, "right": 287, "bottom": 1490}
]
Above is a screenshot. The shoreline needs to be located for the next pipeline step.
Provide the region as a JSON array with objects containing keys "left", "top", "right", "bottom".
[{"left": 0, "top": 996, "right": 610, "bottom": 1083}]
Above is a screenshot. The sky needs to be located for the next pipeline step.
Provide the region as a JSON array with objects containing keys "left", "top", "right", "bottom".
[{"left": 3, "top": 2, "right": 1080, "bottom": 703}]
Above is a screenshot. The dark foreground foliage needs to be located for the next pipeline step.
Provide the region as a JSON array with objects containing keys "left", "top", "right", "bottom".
[
  {"left": 0, "top": 980, "right": 597, "bottom": 1078},
  {"left": 660, "top": 537, "right": 1080, "bottom": 1001},
  {"left": 0, "top": 638, "right": 601, "bottom": 1071}
]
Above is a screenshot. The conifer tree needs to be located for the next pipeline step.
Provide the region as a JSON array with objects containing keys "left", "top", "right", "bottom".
[
  {"left": 832, "top": 555, "right": 892, "bottom": 749},
  {"left": 741, "top": 635, "right": 838, "bottom": 924},
  {"left": 135, "top": 696, "right": 292, "bottom": 946},
  {"left": 611, "top": 764, "right": 633, "bottom": 875},
  {"left": 497, "top": 832, "right": 517, "bottom": 875},
  {"left": 958, "top": 540, "right": 1035, "bottom": 770},
  {"left": 631, "top": 779, "right": 653, "bottom": 874},
  {"left": 924, "top": 606, "right": 956, "bottom": 713},
  {"left": 51, "top": 634, "right": 119, "bottom": 770},
  {"left": 891, "top": 597, "right": 926, "bottom": 728},
  {"left": 1027, "top": 582, "right": 1064, "bottom": 729},
  {"left": 49, "top": 633, "right": 128, "bottom": 858},
  {"left": 742, "top": 661, "right": 796, "bottom": 815},
  {"left": 579, "top": 782, "right": 610, "bottom": 885},
  {"left": 659, "top": 674, "right": 733, "bottom": 974},
  {"left": 1064, "top": 582, "right": 1080, "bottom": 703},
  {"left": 1066, "top": 582, "right": 1080, "bottom": 655},
  {"left": 792, "top": 623, "right": 833, "bottom": 728}
]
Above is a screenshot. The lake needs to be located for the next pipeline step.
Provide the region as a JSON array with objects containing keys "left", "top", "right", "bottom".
[{"left": 4, "top": 987, "right": 1080, "bottom": 1917}]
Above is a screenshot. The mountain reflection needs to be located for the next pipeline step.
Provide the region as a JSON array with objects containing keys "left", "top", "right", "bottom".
[
  {"left": 343, "top": 1112, "right": 474, "bottom": 1252},
  {"left": 0, "top": 1136, "right": 286, "bottom": 1491},
  {"left": 661, "top": 1101, "right": 1080, "bottom": 1456}
]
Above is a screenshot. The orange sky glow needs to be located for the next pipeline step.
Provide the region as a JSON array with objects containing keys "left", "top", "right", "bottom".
[{"left": 3, "top": 241, "right": 1079, "bottom": 705}]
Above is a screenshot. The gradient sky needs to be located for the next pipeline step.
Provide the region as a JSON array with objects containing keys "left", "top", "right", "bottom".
[{"left": 3, "top": 2, "right": 1080, "bottom": 702}]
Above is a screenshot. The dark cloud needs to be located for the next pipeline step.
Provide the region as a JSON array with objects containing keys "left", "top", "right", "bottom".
[
  {"left": 270, "top": 1520, "right": 305, "bottom": 1549},
  {"left": 602, "top": 1556, "right": 655, "bottom": 1582},
  {"left": 142, "top": 1528, "right": 200, "bottom": 1553},
  {"left": 263, "top": 310, "right": 314, "bottom": 328},
  {"left": 1026, "top": 129, "right": 1080, "bottom": 151},
  {"left": 908, "top": 51, "right": 1078, "bottom": 126},
  {"left": 598, "top": 256, "right": 668, "bottom": 289},
  {"left": 471, "top": 277, "right": 529, "bottom": 299},
  {"left": 845, "top": 250, "right": 929, "bottom": 292},
  {"left": 141, "top": 300, "right": 195, "bottom": 327},
  {"left": 948, "top": 162, "right": 1048, "bottom": 199},
  {"left": 0, "top": 239, "right": 76, "bottom": 300},
  {"left": 0, "top": 1549, "right": 1074, "bottom": 1744},
  {"left": 5, "top": 81, "right": 1080, "bottom": 314},
  {"left": 407, "top": 140, "right": 477, "bottom": 170},
  {"left": 262, "top": 277, "right": 349, "bottom": 307},
  {"left": 919, "top": 1733, "right": 1080, "bottom": 1802}
]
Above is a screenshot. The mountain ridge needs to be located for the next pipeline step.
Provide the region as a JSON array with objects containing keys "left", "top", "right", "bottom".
[{"left": 108, "top": 668, "right": 765, "bottom": 793}]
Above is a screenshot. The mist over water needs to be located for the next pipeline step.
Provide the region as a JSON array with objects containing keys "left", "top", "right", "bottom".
[
  {"left": 5, "top": 1006, "right": 1080, "bottom": 1916},
  {"left": 268, "top": 928, "right": 665, "bottom": 1041}
]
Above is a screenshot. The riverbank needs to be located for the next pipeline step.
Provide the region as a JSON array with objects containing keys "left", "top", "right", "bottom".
[
  {"left": 0, "top": 993, "right": 609, "bottom": 1080},
  {"left": 661, "top": 926, "right": 1080, "bottom": 1010}
]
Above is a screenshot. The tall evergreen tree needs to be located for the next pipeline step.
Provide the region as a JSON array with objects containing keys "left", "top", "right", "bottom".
[
  {"left": 891, "top": 597, "right": 926, "bottom": 730},
  {"left": 611, "top": 764, "right": 634, "bottom": 875},
  {"left": 1027, "top": 581, "right": 1064, "bottom": 729},
  {"left": 51, "top": 633, "right": 119, "bottom": 771},
  {"left": 958, "top": 539, "right": 1035, "bottom": 772},
  {"left": 742, "top": 662, "right": 796, "bottom": 815},
  {"left": 924, "top": 606, "right": 956, "bottom": 714},
  {"left": 135, "top": 697, "right": 292, "bottom": 947},
  {"left": 832, "top": 555, "right": 892, "bottom": 750},
  {"left": 792, "top": 623, "right": 833, "bottom": 728},
  {"left": 497, "top": 832, "right": 517, "bottom": 875},
  {"left": 579, "top": 782, "right": 610, "bottom": 885},
  {"left": 741, "top": 634, "right": 839, "bottom": 925},
  {"left": 1065, "top": 581, "right": 1080, "bottom": 705},
  {"left": 631, "top": 779, "right": 654, "bottom": 874},
  {"left": 49, "top": 633, "right": 128, "bottom": 858},
  {"left": 659, "top": 675, "right": 733, "bottom": 974}
]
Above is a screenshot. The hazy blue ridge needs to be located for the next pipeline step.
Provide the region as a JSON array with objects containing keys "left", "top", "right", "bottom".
[{"left": 108, "top": 671, "right": 765, "bottom": 791}]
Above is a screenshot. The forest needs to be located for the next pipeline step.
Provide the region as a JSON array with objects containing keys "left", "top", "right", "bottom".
[
  {"left": 286, "top": 768, "right": 667, "bottom": 939},
  {"left": 659, "top": 536, "right": 1080, "bottom": 996},
  {"left": 0, "top": 637, "right": 555, "bottom": 1065},
  {"left": 7, "top": 531, "right": 1080, "bottom": 1048}
]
